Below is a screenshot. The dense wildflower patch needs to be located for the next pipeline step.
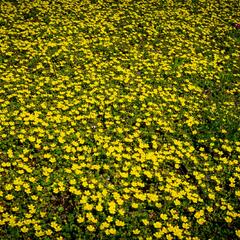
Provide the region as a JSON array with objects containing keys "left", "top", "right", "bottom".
[{"left": 0, "top": 0, "right": 240, "bottom": 239}]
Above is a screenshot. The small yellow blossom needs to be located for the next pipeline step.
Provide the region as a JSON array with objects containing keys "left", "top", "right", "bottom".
[{"left": 21, "top": 226, "right": 29, "bottom": 233}]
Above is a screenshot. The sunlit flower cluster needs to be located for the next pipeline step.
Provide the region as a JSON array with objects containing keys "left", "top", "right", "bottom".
[{"left": 0, "top": 0, "right": 240, "bottom": 239}]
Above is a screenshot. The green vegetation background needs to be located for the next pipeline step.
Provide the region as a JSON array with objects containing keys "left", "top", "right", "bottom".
[{"left": 0, "top": 0, "right": 240, "bottom": 239}]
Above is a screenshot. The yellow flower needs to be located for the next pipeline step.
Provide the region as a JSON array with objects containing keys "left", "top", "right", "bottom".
[
  {"left": 154, "top": 231, "right": 164, "bottom": 239},
  {"left": 69, "top": 179, "right": 77, "bottom": 185},
  {"left": 206, "top": 206, "right": 213, "bottom": 213},
  {"left": 109, "top": 201, "right": 116, "bottom": 214},
  {"left": 117, "top": 198, "right": 124, "bottom": 205},
  {"left": 100, "top": 222, "right": 110, "bottom": 230},
  {"left": 118, "top": 208, "right": 125, "bottom": 216},
  {"left": 36, "top": 185, "right": 43, "bottom": 191},
  {"left": 77, "top": 216, "right": 84, "bottom": 223},
  {"left": 5, "top": 194, "right": 14, "bottom": 200},
  {"left": 154, "top": 221, "right": 162, "bottom": 228},
  {"left": 197, "top": 218, "right": 206, "bottom": 225},
  {"left": 194, "top": 210, "right": 204, "bottom": 219},
  {"left": 35, "top": 230, "right": 44, "bottom": 237},
  {"left": 132, "top": 202, "right": 138, "bottom": 209},
  {"left": 183, "top": 223, "right": 190, "bottom": 229},
  {"left": 142, "top": 219, "right": 149, "bottom": 225},
  {"left": 11, "top": 207, "right": 18, "bottom": 212},
  {"left": 160, "top": 214, "right": 168, "bottom": 221},
  {"left": 7, "top": 149, "right": 14, "bottom": 158},
  {"left": 87, "top": 225, "right": 95, "bottom": 232},
  {"left": 225, "top": 216, "right": 232, "bottom": 223},
  {"left": 96, "top": 204, "right": 103, "bottom": 212},
  {"left": 133, "top": 229, "right": 140, "bottom": 235},
  {"left": 45, "top": 229, "right": 53, "bottom": 236},
  {"left": 148, "top": 193, "right": 159, "bottom": 202},
  {"left": 31, "top": 195, "right": 38, "bottom": 201},
  {"left": 208, "top": 193, "right": 215, "bottom": 200},
  {"left": 188, "top": 206, "right": 195, "bottom": 212},
  {"left": 28, "top": 136, "right": 36, "bottom": 142},
  {"left": 106, "top": 216, "right": 113, "bottom": 222},
  {"left": 40, "top": 212, "right": 46, "bottom": 218},
  {"left": 25, "top": 213, "right": 32, "bottom": 219},
  {"left": 21, "top": 226, "right": 29, "bottom": 233},
  {"left": 28, "top": 204, "right": 36, "bottom": 214},
  {"left": 115, "top": 220, "right": 125, "bottom": 227},
  {"left": 5, "top": 184, "right": 13, "bottom": 191},
  {"left": 108, "top": 228, "right": 116, "bottom": 235},
  {"left": 50, "top": 221, "right": 62, "bottom": 232},
  {"left": 236, "top": 230, "right": 240, "bottom": 238},
  {"left": 174, "top": 199, "right": 181, "bottom": 206},
  {"left": 83, "top": 203, "right": 93, "bottom": 211},
  {"left": 56, "top": 237, "right": 64, "bottom": 240}
]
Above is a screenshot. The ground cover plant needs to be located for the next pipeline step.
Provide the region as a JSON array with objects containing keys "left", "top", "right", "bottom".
[{"left": 0, "top": 0, "right": 240, "bottom": 239}]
